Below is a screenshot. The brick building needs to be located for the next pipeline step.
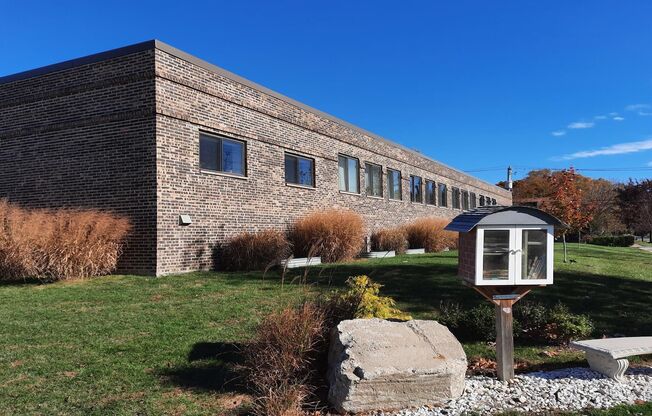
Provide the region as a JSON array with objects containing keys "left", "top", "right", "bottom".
[{"left": 0, "top": 40, "right": 512, "bottom": 276}]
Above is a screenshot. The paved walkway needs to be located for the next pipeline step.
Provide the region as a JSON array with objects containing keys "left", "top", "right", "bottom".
[{"left": 632, "top": 244, "right": 652, "bottom": 253}]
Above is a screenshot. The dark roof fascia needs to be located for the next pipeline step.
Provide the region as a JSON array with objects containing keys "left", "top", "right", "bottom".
[{"left": 0, "top": 39, "right": 507, "bottom": 194}]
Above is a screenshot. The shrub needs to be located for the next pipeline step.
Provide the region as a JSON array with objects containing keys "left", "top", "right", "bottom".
[
  {"left": 547, "top": 303, "right": 594, "bottom": 344},
  {"left": 0, "top": 200, "right": 131, "bottom": 281},
  {"left": 403, "top": 217, "right": 458, "bottom": 252},
  {"left": 438, "top": 300, "right": 594, "bottom": 345},
  {"left": 221, "top": 229, "right": 291, "bottom": 271},
  {"left": 327, "top": 275, "right": 412, "bottom": 321},
  {"left": 290, "top": 209, "right": 365, "bottom": 263},
  {"left": 243, "top": 302, "right": 326, "bottom": 416},
  {"left": 370, "top": 227, "right": 408, "bottom": 254},
  {"left": 587, "top": 234, "right": 635, "bottom": 247}
]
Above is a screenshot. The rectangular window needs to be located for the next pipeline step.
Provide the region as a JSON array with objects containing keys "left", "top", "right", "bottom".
[
  {"left": 492, "top": 198, "right": 497, "bottom": 205},
  {"left": 200, "top": 133, "right": 246, "bottom": 175},
  {"left": 452, "top": 187, "right": 461, "bottom": 209},
  {"left": 479, "top": 195, "right": 486, "bottom": 206},
  {"left": 410, "top": 175, "right": 423, "bottom": 203},
  {"left": 470, "top": 192, "right": 477, "bottom": 209},
  {"left": 462, "top": 190, "right": 470, "bottom": 210},
  {"left": 338, "top": 155, "right": 359, "bottom": 193},
  {"left": 387, "top": 168, "right": 402, "bottom": 200},
  {"left": 425, "top": 180, "right": 436, "bottom": 205},
  {"left": 285, "top": 153, "right": 315, "bottom": 187},
  {"left": 365, "top": 163, "right": 383, "bottom": 197},
  {"left": 438, "top": 183, "right": 448, "bottom": 207}
]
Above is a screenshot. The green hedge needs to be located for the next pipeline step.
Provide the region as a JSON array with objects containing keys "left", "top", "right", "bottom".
[{"left": 587, "top": 235, "right": 635, "bottom": 247}]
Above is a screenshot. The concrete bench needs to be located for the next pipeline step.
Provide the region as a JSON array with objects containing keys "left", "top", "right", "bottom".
[{"left": 571, "top": 337, "right": 652, "bottom": 381}]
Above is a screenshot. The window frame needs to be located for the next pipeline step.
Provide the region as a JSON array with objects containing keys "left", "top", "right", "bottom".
[
  {"left": 461, "top": 190, "right": 470, "bottom": 210},
  {"left": 425, "top": 180, "right": 437, "bottom": 205},
  {"left": 284, "top": 152, "right": 316, "bottom": 188},
  {"left": 438, "top": 183, "right": 448, "bottom": 207},
  {"left": 364, "top": 162, "right": 383, "bottom": 198},
  {"left": 451, "top": 187, "right": 461, "bottom": 209},
  {"left": 199, "top": 132, "right": 247, "bottom": 177},
  {"left": 338, "top": 154, "right": 360, "bottom": 194},
  {"left": 470, "top": 192, "right": 477, "bottom": 209},
  {"left": 410, "top": 175, "right": 423, "bottom": 203},
  {"left": 387, "top": 168, "right": 403, "bottom": 201}
]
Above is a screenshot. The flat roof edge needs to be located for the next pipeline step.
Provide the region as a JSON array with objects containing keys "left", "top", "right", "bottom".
[{"left": 0, "top": 40, "right": 156, "bottom": 85}]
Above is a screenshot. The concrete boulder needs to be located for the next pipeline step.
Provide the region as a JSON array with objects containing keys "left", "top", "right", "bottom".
[{"left": 327, "top": 318, "right": 467, "bottom": 414}]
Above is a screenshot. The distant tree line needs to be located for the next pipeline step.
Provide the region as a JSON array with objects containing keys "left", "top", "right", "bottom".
[{"left": 498, "top": 169, "right": 652, "bottom": 243}]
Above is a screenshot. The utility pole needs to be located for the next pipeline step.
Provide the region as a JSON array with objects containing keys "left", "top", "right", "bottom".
[{"left": 507, "top": 166, "right": 513, "bottom": 192}]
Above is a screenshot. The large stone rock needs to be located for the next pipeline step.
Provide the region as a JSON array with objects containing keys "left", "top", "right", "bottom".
[{"left": 327, "top": 318, "right": 467, "bottom": 414}]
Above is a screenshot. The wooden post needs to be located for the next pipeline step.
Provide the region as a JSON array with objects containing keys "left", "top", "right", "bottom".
[
  {"left": 469, "top": 285, "right": 536, "bottom": 382},
  {"left": 495, "top": 299, "right": 514, "bottom": 381}
]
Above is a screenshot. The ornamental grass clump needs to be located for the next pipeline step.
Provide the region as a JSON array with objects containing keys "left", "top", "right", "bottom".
[
  {"left": 221, "top": 229, "right": 291, "bottom": 271},
  {"left": 290, "top": 209, "right": 365, "bottom": 263},
  {"left": 243, "top": 302, "right": 327, "bottom": 416},
  {"left": 0, "top": 200, "right": 131, "bottom": 281},
  {"left": 403, "top": 217, "right": 458, "bottom": 252},
  {"left": 370, "top": 227, "right": 408, "bottom": 254}
]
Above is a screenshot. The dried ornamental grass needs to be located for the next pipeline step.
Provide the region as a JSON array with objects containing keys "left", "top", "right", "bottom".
[
  {"left": 0, "top": 200, "right": 131, "bottom": 281},
  {"left": 290, "top": 209, "right": 365, "bottom": 263},
  {"left": 222, "top": 229, "right": 291, "bottom": 271},
  {"left": 370, "top": 227, "right": 408, "bottom": 254},
  {"left": 403, "top": 217, "right": 458, "bottom": 252}
]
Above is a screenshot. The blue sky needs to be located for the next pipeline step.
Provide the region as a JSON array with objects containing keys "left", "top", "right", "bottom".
[{"left": 2, "top": 1, "right": 652, "bottom": 184}]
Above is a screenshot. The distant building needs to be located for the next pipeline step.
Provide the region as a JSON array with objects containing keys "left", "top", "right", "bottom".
[{"left": 0, "top": 40, "right": 511, "bottom": 275}]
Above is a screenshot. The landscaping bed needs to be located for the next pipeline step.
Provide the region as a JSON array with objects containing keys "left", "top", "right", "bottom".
[{"left": 0, "top": 244, "right": 651, "bottom": 414}]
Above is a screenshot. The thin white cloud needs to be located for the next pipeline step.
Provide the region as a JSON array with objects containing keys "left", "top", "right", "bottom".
[
  {"left": 625, "top": 104, "right": 650, "bottom": 111},
  {"left": 557, "top": 138, "right": 652, "bottom": 160},
  {"left": 648, "top": 161, "right": 652, "bottom": 167},
  {"left": 609, "top": 112, "right": 619, "bottom": 116},
  {"left": 551, "top": 130, "right": 566, "bottom": 137},
  {"left": 613, "top": 116, "right": 625, "bottom": 121},
  {"left": 625, "top": 103, "right": 652, "bottom": 116},
  {"left": 594, "top": 115, "right": 607, "bottom": 120},
  {"left": 567, "top": 121, "right": 594, "bottom": 129}
]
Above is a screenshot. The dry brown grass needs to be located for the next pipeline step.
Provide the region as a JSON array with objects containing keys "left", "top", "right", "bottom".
[
  {"left": 370, "top": 227, "right": 408, "bottom": 254},
  {"left": 403, "top": 217, "right": 458, "bottom": 252},
  {"left": 244, "top": 302, "right": 326, "bottom": 416},
  {"left": 0, "top": 200, "right": 131, "bottom": 281},
  {"left": 290, "top": 209, "right": 365, "bottom": 263},
  {"left": 221, "top": 229, "right": 291, "bottom": 271}
]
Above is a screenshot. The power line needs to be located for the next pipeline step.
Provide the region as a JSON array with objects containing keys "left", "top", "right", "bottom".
[{"left": 463, "top": 166, "right": 652, "bottom": 173}]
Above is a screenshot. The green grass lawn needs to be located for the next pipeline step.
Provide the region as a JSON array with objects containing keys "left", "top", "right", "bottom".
[{"left": 0, "top": 243, "right": 651, "bottom": 415}]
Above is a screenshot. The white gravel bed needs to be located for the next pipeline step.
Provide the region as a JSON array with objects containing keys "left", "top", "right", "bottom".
[{"left": 375, "top": 367, "right": 652, "bottom": 415}]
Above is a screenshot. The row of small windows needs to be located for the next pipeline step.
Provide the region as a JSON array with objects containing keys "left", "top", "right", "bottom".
[{"left": 199, "top": 132, "right": 497, "bottom": 209}]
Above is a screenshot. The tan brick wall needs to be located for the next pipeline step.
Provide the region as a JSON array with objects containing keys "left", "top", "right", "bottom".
[
  {"left": 154, "top": 48, "right": 511, "bottom": 275},
  {"left": 0, "top": 51, "right": 158, "bottom": 275}
]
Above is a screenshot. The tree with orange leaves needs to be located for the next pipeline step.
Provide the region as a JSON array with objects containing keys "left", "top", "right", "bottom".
[{"left": 541, "top": 168, "right": 595, "bottom": 262}]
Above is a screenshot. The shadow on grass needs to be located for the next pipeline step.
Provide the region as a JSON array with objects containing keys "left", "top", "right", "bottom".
[{"left": 159, "top": 342, "right": 247, "bottom": 393}]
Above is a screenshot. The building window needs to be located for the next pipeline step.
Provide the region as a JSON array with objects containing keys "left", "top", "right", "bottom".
[
  {"left": 387, "top": 168, "right": 402, "bottom": 200},
  {"left": 492, "top": 198, "right": 497, "bottom": 205},
  {"left": 285, "top": 153, "right": 315, "bottom": 187},
  {"left": 425, "top": 180, "right": 436, "bottom": 205},
  {"left": 470, "top": 192, "right": 477, "bottom": 209},
  {"left": 461, "top": 190, "right": 470, "bottom": 210},
  {"left": 199, "top": 133, "right": 246, "bottom": 176},
  {"left": 338, "top": 154, "right": 359, "bottom": 193},
  {"left": 479, "top": 195, "right": 485, "bottom": 206},
  {"left": 438, "top": 183, "right": 448, "bottom": 207},
  {"left": 452, "top": 187, "right": 461, "bottom": 209},
  {"left": 365, "top": 163, "right": 383, "bottom": 197},
  {"left": 410, "top": 175, "right": 423, "bottom": 203}
]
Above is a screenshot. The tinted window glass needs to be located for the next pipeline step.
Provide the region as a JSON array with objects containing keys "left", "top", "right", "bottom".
[
  {"left": 387, "top": 169, "right": 402, "bottom": 200},
  {"left": 365, "top": 163, "right": 382, "bottom": 197}
]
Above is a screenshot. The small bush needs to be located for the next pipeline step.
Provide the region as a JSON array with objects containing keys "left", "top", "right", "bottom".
[
  {"left": 327, "top": 275, "right": 412, "bottom": 321},
  {"left": 290, "top": 209, "right": 365, "bottom": 263},
  {"left": 244, "top": 302, "right": 326, "bottom": 416},
  {"left": 221, "top": 229, "right": 291, "bottom": 271},
  {"left": 0, "top": 200, "right": 131, "bottom": 281},
  {"left": 587, "top": 234, "right": 635, "bottom": 247},
  {"left": 547, "top": 303, "right": 594, "bottom": 344},
  {"left": 438, "top": 301, "right": 594, "bottom": 345},
  {"left": 403, "top": 217, "right": 458, "bottom": 252},
  {"left": 370, "top": 227, "right": 408, "bottom": 254}
]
